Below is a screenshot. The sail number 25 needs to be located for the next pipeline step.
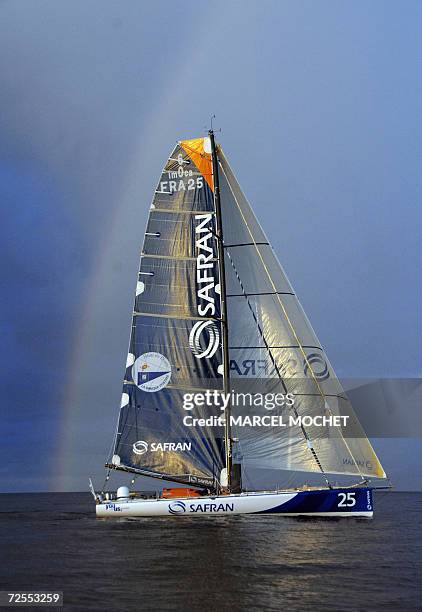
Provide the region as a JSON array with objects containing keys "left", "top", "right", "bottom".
[{"left": 337, "top": 492, "right": 356, "bottom": 507}]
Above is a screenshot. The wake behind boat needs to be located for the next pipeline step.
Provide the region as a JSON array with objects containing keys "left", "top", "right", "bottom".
[{"left": 93, "top": 130, "right": 389, "bottom": 518}]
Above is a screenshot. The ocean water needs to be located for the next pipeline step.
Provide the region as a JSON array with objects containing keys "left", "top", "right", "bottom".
[{"left": 0, "top": 492, "right": 420, "bottom": 611}]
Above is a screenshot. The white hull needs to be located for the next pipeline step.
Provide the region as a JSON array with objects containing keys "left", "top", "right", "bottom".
[{"left": 96, "top": 487, "right": 374, "bottom": 518}]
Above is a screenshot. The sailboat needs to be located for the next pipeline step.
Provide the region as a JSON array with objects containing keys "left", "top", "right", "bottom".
[{"left": 93, "top": 131, "right": 389, "bottom": 518}]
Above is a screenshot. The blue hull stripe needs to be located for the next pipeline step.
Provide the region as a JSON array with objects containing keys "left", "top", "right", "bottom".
[{"left": 255, "top": 488, "right": 373, "bottom": 514}]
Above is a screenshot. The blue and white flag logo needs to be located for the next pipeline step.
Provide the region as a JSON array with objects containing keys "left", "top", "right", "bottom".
[{"left": 132, "top": 352, "right": 171, "bottom": 392}]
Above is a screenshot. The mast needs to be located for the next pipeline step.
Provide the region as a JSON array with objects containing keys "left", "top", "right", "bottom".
[{"left": 209, "top": 129, "right": 232, "bottom": 490}]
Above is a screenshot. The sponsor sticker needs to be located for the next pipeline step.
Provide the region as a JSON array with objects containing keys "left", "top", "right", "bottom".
[
  {"left": 132, "top": 441, "right": 192, "bottom": 455},
  {"left": 132, "top": 352, "right": 171, "bottom": 392},
  {"left": 189, "top": 214, "right": 220, "bottom": 360}
]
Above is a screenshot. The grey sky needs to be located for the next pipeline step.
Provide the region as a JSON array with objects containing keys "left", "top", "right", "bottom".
[{"left": 1, "top": 1, "right": 421, "bottom": 491}]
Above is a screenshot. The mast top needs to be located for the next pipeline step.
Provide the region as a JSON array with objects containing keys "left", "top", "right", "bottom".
[
  {"left": 208, "top": 114, "right": 221, "bottom": 137},
  {"left": 209, "top": 113, "right": 216, "bottom": 133}
]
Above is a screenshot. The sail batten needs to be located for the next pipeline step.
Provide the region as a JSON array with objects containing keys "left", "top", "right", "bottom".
[{"left": 133, "top": 311, "right": 223, "bottom": 321}]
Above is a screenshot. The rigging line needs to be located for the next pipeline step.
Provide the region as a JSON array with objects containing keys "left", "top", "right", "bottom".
[
  {"left": 225, "top": 247, "right": 330, "bottom": 486},
  {"left": 218, "top": 158, "right": 365, "bottom": 482}
]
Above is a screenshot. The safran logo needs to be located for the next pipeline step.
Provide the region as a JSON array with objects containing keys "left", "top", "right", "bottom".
[
  {"left": 132, "top": 441, "right": 192, "bottom": 455},
  {"left": 189, "top": 320, "right": 220, "bottom": 359},
  {"left": 168, "top": 501, "right": 186, "bottom": 515},
  {"left": 303, "top": 353, "right": 330, "bottom": 381},
  {"left": 132, "top": 440, "right": 149, "bottom": 455},
  {"left": 189, "top": 213, "right": 221, "bottom": 360},
  {"left": 132, "top": 352, "right": 171, "bottom": 392}
]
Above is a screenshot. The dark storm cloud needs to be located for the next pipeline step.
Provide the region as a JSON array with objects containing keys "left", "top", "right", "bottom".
[{"left": 1, "top": 0, "right": 422, "bottom": 491}]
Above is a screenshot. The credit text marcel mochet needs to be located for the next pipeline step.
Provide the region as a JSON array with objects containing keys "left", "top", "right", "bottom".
[{"left": 181, "top": 390, "right": 349, "bottom": 428}]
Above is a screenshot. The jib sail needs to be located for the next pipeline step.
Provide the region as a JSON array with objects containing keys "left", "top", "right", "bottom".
[{"left": 217, "top": 145, "right": 386, "bottom": 483}]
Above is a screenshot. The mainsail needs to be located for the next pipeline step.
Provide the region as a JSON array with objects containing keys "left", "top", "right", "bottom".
[
  {"left": 109, "top": 138, "right": 225, "bottom": 488},
  {"left": 107, "top": 134, "right": 386, "bottom": 492}
]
